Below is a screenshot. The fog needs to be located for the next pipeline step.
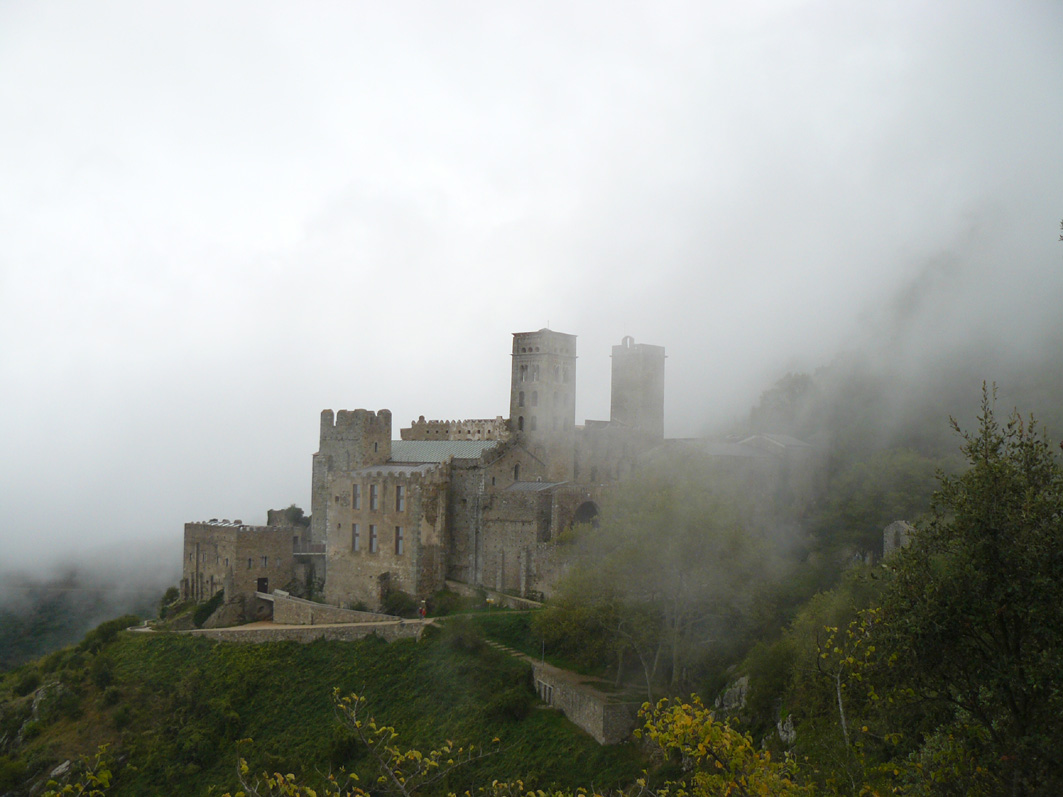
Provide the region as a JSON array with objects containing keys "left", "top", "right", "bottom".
[{"left": 1, "top": 1, "right": 1061, "bottom": 571}]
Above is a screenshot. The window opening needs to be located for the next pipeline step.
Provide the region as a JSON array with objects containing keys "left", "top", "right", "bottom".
[{"left": 395, "top": 526, "right": 404, "bottom": 555}]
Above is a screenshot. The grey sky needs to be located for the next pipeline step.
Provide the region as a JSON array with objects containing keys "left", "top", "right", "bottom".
[{"left": 1, "top": 1, "right": 1061, "bottom": 570}]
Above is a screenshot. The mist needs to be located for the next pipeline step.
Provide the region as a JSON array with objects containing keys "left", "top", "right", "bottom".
[{"left": 1, "top": 1, "right": 1061, "bottom": 572}]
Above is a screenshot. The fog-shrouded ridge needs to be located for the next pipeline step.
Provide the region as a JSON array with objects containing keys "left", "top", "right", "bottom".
[{"left": 1, "top": 1, "right": 1061, "bottom": 572}]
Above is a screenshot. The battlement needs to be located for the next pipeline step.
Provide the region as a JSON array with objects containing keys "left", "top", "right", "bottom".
[
  {"left": 320, "top": 408, "right": 392, "bottom": 438},
  {"left": 400, "top": 416, "right": 509, "bottom": 441}
]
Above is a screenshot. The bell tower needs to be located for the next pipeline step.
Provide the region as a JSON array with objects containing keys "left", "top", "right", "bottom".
[{"left": 509, "top": 329, "right": 577, "bottom": 481}]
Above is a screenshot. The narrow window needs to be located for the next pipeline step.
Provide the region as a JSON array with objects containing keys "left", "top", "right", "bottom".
[
  {"left": 532, "top": 364, "right": 540, "bottom": 381},
  {"left": 247, "top": 558, "right": 252, "bottom": 569},
  {"left": 514, "top": 464, "right": 520, "bottom": 481},
  {"left": 518, "top": 391, "right": 525, "bottom": 407},
  {"left": 352, "top": 483, "right": 361, "bottom": 509},
  {"left": 370, "top": 483, "right": 379, "bottom": 510},
  {"left": 369, "top": 525, "right": 378, "bottom": 553},
  {"left": 491, "top": 476, "right": 496, "bottom": 486},
  {"left": 261, "top": 556, "right": 268, "bottom": 567},
  {"left": 374, "top": 441, "right": 378, "bottom": 452},
  {"left": 352, "top": 523, "right": 360, "bottom": 551},
  {"left": 395, "top": 485, "right": 405, "bottom": 512},
  {"left": 225, "top": 557, "right": 229, "bottom": 567},
  {"left": 518, "top": 416, "right": 524, "bottom": 431},
  {"left": 395, "top": 526, "right": 404, "bottom": 555},
  {"left": 520, "top": 364, "right": 528, "bottom": 382},
  {"left": 188, "top": 552, "right": 193, "bottom": 562}
]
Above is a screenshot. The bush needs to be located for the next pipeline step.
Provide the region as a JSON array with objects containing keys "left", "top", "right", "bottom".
[
  {"left": 381, "top": 589, "right": 419, "bottom": 618},
  {"left": 486, "top": 685, "right": 533, "bottom": 722},
  {"left": 440, "top": 617, "right": 485, "bottom": 653},
  {"left": 0, "top": 755, "right": 27, "bottom": 790},
  {"left": 193, "top": 591, "right": 225, "bottom": 628},
  {"left": 79, "top": 614, "right": 140, "bottom": 653},
  {"left": 14, "top": 669, "right": 40, "bottom": 696}
]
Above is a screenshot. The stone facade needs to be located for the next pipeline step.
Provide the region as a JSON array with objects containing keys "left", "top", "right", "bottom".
[{"left": 181, "top": 520, "right": 295, "bottom": 602}]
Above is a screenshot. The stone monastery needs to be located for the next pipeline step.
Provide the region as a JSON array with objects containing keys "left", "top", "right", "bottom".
[{"left": 181, "top": 329, "right": 810, "bottom": 612}]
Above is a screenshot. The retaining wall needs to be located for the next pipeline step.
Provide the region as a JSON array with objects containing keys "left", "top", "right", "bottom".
[{"left": 271, "top": 592, "right": 396, "bottom": 625}]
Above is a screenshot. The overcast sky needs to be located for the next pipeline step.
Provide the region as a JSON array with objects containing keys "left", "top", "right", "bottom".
[{"left": 1, "top": 1, "right": 1061, "bottom": 571}]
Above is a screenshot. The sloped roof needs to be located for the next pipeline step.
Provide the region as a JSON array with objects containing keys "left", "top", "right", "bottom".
[
  {"left": 504, "top": 480, "right": 568, "bottom": 492},
  {"left": 390, "top": 440, "right": 500, "bottom": 463}
]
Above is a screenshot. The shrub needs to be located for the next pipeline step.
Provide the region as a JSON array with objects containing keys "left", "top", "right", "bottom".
[
  {"left": 0, "top": 755, "right": 27, "bottom": 790},
  {"left": 79, "top": 614, "right": 140, "bottom": 653},
  {"left": 193, "top": 591, "right": 225, "bottom": 628},
  {"left": 381, "top": 589, "right": 419, "bottom": 618},
  {"left": 15, "top": 669, "right": 40, "bottom": 696}
]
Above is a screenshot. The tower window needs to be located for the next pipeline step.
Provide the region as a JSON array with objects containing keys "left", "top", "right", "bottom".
[
  {"left": 518, "top": 416, "right": 524, "bottom": 431},
  {"left": 395, "top": 526, "right": 404, "bottom": 555},
  {"left": 520, "top": 364, "right": 528, "bottom": 382},
  {"left": 518, "top": 391, "right": 525, "bottom": 407},
  {"left": 369, "top": 525, "right": 378, "bottom": 553},
  {"left": 531, "top": 391, "right": 538, "bottom": 406}
]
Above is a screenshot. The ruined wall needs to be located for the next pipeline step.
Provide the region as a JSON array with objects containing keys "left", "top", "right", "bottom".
[{"left": 400, "top": 416, "right": 508, "bottom": 441}]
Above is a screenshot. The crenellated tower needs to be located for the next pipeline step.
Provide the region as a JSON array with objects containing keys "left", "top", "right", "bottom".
[
  {"left": 310, "top": 409, "right": 392, "bottom": 543},
  {"left": 509, "top": 329, "right": 577, "bottom": 481}
]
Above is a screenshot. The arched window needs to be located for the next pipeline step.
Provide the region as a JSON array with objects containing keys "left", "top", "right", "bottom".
[
  {"left": 518, "top": 391, "right": 525, "bottom": 407},
  {"left": 513, "top": 464, "right": 520, "bottom": 481},
  {"left": 517, "top": 416, "right": 524, "bottom": 431}
]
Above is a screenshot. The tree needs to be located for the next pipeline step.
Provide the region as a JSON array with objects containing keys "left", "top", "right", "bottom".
[{"left": 876, "top": 387, "right": 1063, "bottom": 795}]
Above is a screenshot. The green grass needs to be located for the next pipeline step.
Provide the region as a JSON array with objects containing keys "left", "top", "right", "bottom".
[{"left": 2, "top": 623, "right": 643, "bottom": 796}]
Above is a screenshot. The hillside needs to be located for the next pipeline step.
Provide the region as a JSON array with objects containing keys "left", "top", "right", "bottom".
[{"left": 0, "top": 620, "right": 642, "bottom": 796}]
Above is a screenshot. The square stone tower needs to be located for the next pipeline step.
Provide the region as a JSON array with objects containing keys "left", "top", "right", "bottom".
[{"left": 610, "top": 336, "right": 665, "bottom": 439}]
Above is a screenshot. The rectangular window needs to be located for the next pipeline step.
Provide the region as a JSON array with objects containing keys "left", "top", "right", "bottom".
[
  {"left": 352, "top": 523, "right": 360, "bottom": 552},
  {"left": 395, "top": 485, "right": 405, "bottom": 512},
  {"left": 352, "top": 483, "right": 361, "bottom": 509},
  {"left": 395, "top": 526, "right": 404, "bottom": 555},
  {"left": 247, "top": 558, "right": 252, "bottom": 569},
  {"left": 369, "top": 524, "right": 378, "bottom": 553},
  {"left": 225, "top": 558, "right": 229, "bottom": 567},
  {"left": 370, "top": 484, "right": 379, "bottom": 511}
]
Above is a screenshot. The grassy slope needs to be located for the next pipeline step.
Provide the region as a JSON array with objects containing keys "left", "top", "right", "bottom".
[{"left": 0, "top": 625, "right": 642, "bottom": 796}]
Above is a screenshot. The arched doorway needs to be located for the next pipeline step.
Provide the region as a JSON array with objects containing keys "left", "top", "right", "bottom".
[{"left": 573, "top": 501, "right": 600, "bottom": 529}]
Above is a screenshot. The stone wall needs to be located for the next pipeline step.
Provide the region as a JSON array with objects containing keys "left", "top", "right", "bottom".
[
  {"left": 401, "top": 416, "right": 508, "bottom": 441},
  {"left": 271, "top": 592, "right": 397, "bottom": 625},
  {"left": 181, "top": 522, "right": 294, "bottom": 602},
  {"left": 184, "top": 621, "right": 425, "bottom": 644},
  {"left": 324, "top": 464, "right": 448, "bottom": 610},
  {"left": 531, "top": 662, "right": 638, "bottom": 745}
]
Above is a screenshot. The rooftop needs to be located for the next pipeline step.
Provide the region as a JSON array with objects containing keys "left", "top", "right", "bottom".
[{"left": 390, "top": 440, "right": 501, "bottom": 463}]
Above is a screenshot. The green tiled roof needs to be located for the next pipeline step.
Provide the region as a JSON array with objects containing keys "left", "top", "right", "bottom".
[{"left": 390, "top": 440, "right": 500, "bottom": 463}]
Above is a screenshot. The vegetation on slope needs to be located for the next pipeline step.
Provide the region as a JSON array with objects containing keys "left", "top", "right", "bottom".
[{"left": 0, "top": 619, "right": 641, "bottom": 796}]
